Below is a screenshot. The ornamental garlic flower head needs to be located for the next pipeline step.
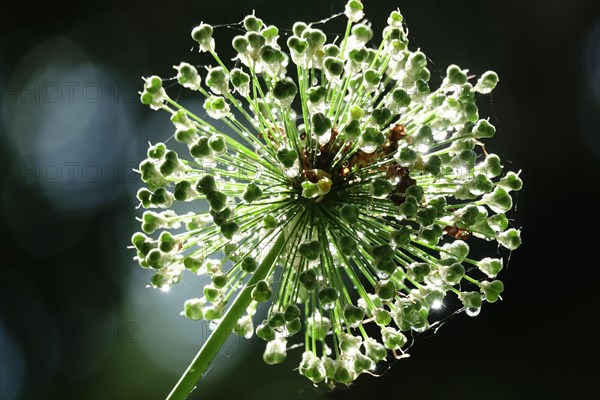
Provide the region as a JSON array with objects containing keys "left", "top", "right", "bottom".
[{"left": 133, "top": 0, "right": 522, "bottom": 393}]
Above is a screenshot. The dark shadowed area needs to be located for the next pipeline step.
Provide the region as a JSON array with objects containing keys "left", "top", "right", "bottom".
[{"left": 1, "top": 1, "right": 598, "bottom": 399}]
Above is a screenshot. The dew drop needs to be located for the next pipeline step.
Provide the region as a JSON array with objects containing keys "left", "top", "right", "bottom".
[
  {"left": 465, "top": 307, "right": 481, "bottom": 317},
  {"left": 360, "top": 145, "right": 377, "bottom": 154}
]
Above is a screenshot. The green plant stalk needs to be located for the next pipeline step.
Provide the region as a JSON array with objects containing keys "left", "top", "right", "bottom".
[{"left": 166, "top": 233, "right": 286, "bottom": 400}]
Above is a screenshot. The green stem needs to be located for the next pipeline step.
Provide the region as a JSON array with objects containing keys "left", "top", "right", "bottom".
[{"left": 166, "top": 233, "right": 286, "bottom": 400}]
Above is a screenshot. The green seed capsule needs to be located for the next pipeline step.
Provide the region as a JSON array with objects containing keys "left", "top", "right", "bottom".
[
  {"left": 323, "top": 57, "right": 344, "bottom": 77},
  {"left": 243, "top": 182, "right": 263, "bottom": 203},
  {"left": 211, "top": 274, "right": 228, "bottom": 289},
  {"left": 206, "top": 190, "right": 228, "bottom": 212},
  {"left": 299, "top": 240, "right": 321, "bottom": 260},
  {"left": 210, "top": 207, "right": 232, "bottom": 227},
  {"left": 340, "top": 204, "right": 360, "bottom": 224},
  {"left": 376, "top": 280, "right": 397, "bottom": 300},
  {"left": 252, "top": 280, "right": 272, "bottom": 302},
  {"left": 318, "top": 287, "right": 339, "bottom": 306},
  {"left": 276, "top": 148, "right": 298, "bottom": 168},
  {"left": 481, "top": 280, "right": 504, "bottom": 303},
  {"left": 243, "top": 15, "right": 263, "bottom": 32},
  {"left": 374, "top": 308, "right": 392, "bottom": 326},
  {"left": 174, "top": 181, "right": 194, "bottom": 201},
  {"left": 232, "top": 35, "right": 249, "bottom": 54},
  {"left": 196, "top": 175, "right": 217, "bottom": 193},
  {"left": 220, "top": 221, "right": 240, "bottom": 240},
  {"left": 338, "top": 235, "right": 357, "bottom": 255},
  {"left": 190, "top": 137, "right": 212, "bottom": 159},
  {"left": 268, "top": 313, "right": 286, "bottom": 328},
  {"left": 241, "top": 256, "right": 257, "bottom": 273},
  {"left": 299, "top": 269, "right": 318, "bottom": 291},
  {"left": 342, "top": 120, "right": 361, "bottom": 139},
  {"left": 284, "top": 304, "right": 301, "bottom": 322},
  {"left": 256, "top": 322, "right": 276, "bottom": 342},
  {"left": 286, "top": 318, "right": 302, "bottom": 335},
  {"left": 208, "top": 134, "right": 226, "bottom": 153},
  {"left": 311, "top": 112, "right": 332, "bottom": 136}
]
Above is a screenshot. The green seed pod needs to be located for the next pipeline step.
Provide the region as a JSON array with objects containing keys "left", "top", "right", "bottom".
[
  {"left": 362, "top": 127, "right": 386, "bottom": 147},
  {"left": 374, "top": 308, "right": 392, "bottom": 326},
  {"left": 203, "top": 285, "right": 220, "bottom": 302},
  {"left": 252, "top": 280, "right": 272, "bottom": 302},
  {"left": 376, "top": 280, "right": 397, "bottom": 300},
  {"left": 323, "top": 44, "right": 340, "bottom": 57},
  {"left": 220, "top": 221, "right": 240, "bottom": 240},
  {"left": 446, "top": 64, "right": 467, "bottom": 85},
  {"left": 499, "top": 171, "right": 523, "bottom": 191},
  {"left": 232, "top": 35, "right": 249, "bottom": 54},
  {"left": 481, "top": 280, "right": 504, "bottom": 303},
  {"left": 407, "top": 262, "right": 431, "bottom": 282},
  {"left": 342, "top": 120, "right": 361, "bottom": 139},
  {"left": 191, "top": 23, "right": 214, "bottom": 50},
  {"left": 381, "top": 326, "right": 407, "bottom": 350},
  {"left": 263, "top": 339, "right": 287, "bottom": 365},
  {"left": 299, "top": 240, "right": 321, "bottom": 260},
  {"left": 211, "top": 274, "right": 228, "bottom": 289},
  {"left": 318, "top": 287, "right": 339, "bottom": 306},
  {"left": 475, "top": 71, "right": 499, "bottom": 94},
  {"left": 190, "top": 137, "right": 212, "bottom": 159},
  {"left": 268, "top": 313, "right": 286, "bottom": 328},
  {"left": 263, "top": 214, "right": 278, "bottom": 230},
  {"left": 461, "top": 291, "right": 483, "bottom": 310},
  {"left": 206, "top": 190, "right": 228, "bottom": 211},
  {"left": 400, "top": 196, "right": 418, "bottom": 217},
  {"left": 497, "top": 228, "right": 521, "bottom": 250},
  {"left": 243, "top": 15, "right": 263, "bottom": 32},
  {"left": 206, "top": 66, "right": 229, "bottom": 94},
  {"left": 196, "top": 175, "right": 217, "bottom": 194},
  {"left": 276, "top": 148, "right": 298, "bottom": 168},
  {"left": 261, "top": 25, "right": 279, "bottom": 40},
  {"left": 391, "top": 226, "right": 411, "bottom": 246},
  {"left": 479, "top": 257, "right": 503, "bottom": 278},
  {"left": 484, "top": 186, "right": 513, "bottom": 213},
  {"left": 425, "top": 155, "right": 442, "bottom": 175},
  {"left": 352, "top": 23, "right": 373, "bottom": 43},
  {"left": 299, "top": 268, "right": 318, "bottom": 291},
  {"left": 340, "top": 204, "right": 360, "bottom": 224},
  {"left": 147, "top": 142, "right": 166, "bottom": 159},
  {"left": 292, "top": 22, "right": 307, "bottom": 37},
  {"left": 286, "top": 318, "right": 302, "bottom": 336},
  {"left": 371, "top": 108, "right": 392, "bottom": 126},
  {"left": 174, "top": 181, "right": 194, "bottom": 201},
  {"left": 272, "top": 77, "right": 298, "bottom": 105},
  {"left": 210, "top": 207, "right": 232, "bottom": 227},
  {"left": 256, "top": 322, "right": 276, "bottom": 342},
  {"left": 338, "top": 235, "right": 357, "bottom": 255},
  {"left": 246, "top": 32, "right": 266, "bottom": 49},
  {"left": 287, "top": 36, "right": 309, "bottom": 55},
  {"left": 323, "top": 57, "right": 344, "bottom": 77},
  {"left": 241, "top": 256, "right": 257, "bottom": 273},
  {"left": 311, "top": 112, "right": 332, "bottom": 136},
  {"left": 472, "top": 119, "right": 496, "bottom": 139},
  {"left": 208, "top": 134, "right": 226, "bottom": 153},
  {"left": 443, "top": 263, "right": 465, "bottom": 284},
  {"left": 397, "top": 146, "right": 419, "bottom": 166},
  {"left": 343, "top": 304, "right": 365, "bottom": 325},
  {"left": 183, "top": 299, "right": 203, "bottom": 320},
  {"left": 283, "top": 304, "right": 301, "bottom": 322},
  {"left": 243, "top": 182, "right": 263, "bottom": 203}
]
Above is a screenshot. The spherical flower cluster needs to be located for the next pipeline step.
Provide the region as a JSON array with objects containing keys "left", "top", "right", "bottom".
[{"left": 133, "top": 0, "right": 522, "bottom": 390}]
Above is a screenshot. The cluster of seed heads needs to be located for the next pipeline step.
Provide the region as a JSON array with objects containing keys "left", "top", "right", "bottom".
[{"left": 133, "top": 0, "right": 522, "bottom": 386}]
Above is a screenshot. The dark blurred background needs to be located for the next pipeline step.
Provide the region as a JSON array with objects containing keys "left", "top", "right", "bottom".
[{"left": 1, "top": 1, "right": 598, "bottom": 399}]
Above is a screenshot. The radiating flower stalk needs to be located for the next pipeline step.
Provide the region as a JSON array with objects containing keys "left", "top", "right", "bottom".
[{"left": 133, "top": 1, "right": 522, "bottom": 398}]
